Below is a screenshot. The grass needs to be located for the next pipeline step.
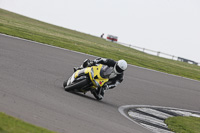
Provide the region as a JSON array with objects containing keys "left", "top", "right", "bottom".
[
  {"left": 165, "top": 116, "right": 200, "bottom": 133},
  {"left": 0, "top": 8, "right": 200, "bottom": 81},
  {"left": 0, "top": 112, "right": 56, "bottom": 133}
]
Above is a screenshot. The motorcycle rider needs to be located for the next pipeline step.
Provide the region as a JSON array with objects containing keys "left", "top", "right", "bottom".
[{"left": 74, "top": 58, "right": 127, "bottom": 100}]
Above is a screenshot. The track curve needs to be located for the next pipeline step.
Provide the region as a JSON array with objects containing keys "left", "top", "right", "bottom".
[{"left": 0, "top": 34, "right": 200, "bottom": 133}]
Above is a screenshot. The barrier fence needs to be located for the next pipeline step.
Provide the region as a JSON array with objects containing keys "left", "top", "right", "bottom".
[{"left": 117, "top": 41, "right": 200, "bottom": 66}]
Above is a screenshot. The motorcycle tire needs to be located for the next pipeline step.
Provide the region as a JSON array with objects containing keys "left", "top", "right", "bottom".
[{"left": 64, "top": 78, "right": 90, "bottom": 92}]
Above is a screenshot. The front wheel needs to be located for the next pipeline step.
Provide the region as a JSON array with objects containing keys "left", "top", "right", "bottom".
[{"left": 64, "top": 78, "right": 90, "bottom": 92}]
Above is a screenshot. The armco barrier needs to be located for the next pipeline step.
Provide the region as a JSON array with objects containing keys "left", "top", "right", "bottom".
[{"left": 116, "top": 41, "right": 199, "bottom": 66}]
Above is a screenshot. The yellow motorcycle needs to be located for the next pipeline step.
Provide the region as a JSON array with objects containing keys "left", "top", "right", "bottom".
[{"left": 63, "top": 63, "right": 113, "bottom": 100}]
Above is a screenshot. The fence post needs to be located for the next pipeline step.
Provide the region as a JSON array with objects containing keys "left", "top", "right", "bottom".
[{"left": 157, "top": 52, "right": 160, "bottom": 56}]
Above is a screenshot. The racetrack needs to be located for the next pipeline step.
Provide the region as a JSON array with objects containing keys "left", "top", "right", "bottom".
[{"left": 0, "top": 34, "right": 200, "bottom": 133}]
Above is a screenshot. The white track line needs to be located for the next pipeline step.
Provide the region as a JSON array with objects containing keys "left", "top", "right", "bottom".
[
  {"left": 137, "top": 108, "right": 172, "bottom": 119},
  {"left": 119, "top": 105, "right": 200, "bottom": 133}
]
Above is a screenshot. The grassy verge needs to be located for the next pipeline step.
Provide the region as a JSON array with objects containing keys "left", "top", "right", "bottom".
[
  {"left": 165, "top": 116, "right": 200, "bottom": 133},
  {"left": 0, "top": 8, "right": 200, "bottom": 81},
  {"left": 0, "top": 112, "right": 56, "bottom": 133}
]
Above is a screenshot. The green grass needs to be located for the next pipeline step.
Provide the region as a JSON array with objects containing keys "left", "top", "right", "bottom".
[
  {"left": 0, "top": 8, "right": 200, "bottom": 81},
  {"left": 165, "top": 116, "right": 200, "bottom": 133},
  {"left": 0, "top": 112, "right": 56, "bottom": 133}
]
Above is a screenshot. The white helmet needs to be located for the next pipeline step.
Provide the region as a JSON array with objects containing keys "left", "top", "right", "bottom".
[{"left": 114, "top": 60, "right": 127, "bottom": 74}]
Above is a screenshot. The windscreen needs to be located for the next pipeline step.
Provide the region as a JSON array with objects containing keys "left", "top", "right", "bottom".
[{"left": 100, "top": 65, "right": 113, "bottom": 78}]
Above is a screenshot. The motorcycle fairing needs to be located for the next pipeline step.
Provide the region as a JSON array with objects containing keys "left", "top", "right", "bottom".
[{"left": 74, "top": 64, "right": 109, "bottom": 87}]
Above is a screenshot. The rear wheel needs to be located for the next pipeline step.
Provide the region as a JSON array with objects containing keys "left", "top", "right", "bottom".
[{"left": 65, "top": 78, "right": 90, "bottom": 92}]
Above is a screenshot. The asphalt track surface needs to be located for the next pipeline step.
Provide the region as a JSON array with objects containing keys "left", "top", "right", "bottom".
[{"left": 0, "top": 34, "right": 200, "bottom": 133}]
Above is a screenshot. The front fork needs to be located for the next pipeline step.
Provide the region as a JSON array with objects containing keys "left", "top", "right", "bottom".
[{"left": 90, "top": 86, "right": 102, "bottom": 96}]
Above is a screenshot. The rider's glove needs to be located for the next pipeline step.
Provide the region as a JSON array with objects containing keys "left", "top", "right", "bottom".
[
  {"left": 93, "top": 60, "right": 98, "bottom": 65},
  {"left": 90, "top": 60, "right": 98, "bottom": 66},
  {"left": 92, "top": 58, "right": 102, "bottom": 65},
  {"left": 83, "top": 59, "right": 90, "bottom": 68}
]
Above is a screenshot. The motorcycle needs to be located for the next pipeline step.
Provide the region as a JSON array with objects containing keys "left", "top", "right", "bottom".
[{"left": 63, "top": 61, "right": 113, "bottom": 100}]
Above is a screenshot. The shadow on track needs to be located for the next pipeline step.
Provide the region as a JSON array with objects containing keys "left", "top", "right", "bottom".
[
  {"left": 68, "top": 91, "right": 119, "bottom": 109},
  {"left": 70, "top": 91, "right": 96, "bottom": 101}
]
